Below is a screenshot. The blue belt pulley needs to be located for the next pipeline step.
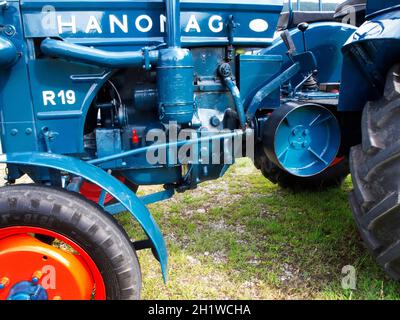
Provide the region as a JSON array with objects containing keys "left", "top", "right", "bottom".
[{"left": 263, "top": 103, "right": 340, "bottom": 177}]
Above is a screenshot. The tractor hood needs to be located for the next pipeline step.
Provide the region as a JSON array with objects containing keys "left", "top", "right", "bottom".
[
  {"left": 367, "top": 0, "right": 400, "bottom": 16},
  {"left": 19, "top": 0, "right": 284, "bottom": 47}
]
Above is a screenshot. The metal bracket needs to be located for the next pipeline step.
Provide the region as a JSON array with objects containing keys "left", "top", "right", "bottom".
[
  {"left": 247, "top": 62, "right": 301, "bottom": 117},
  {"left": 41, "top": 127, "right": 59, "bottom": 153},
  {"left": 105, "top": 188, "right": 175, "bottom": 215},
  {"left": 226, "top": 15, "right": 239, "bottom": 45},
  {"left": 143, "top": 47, "right": 152, "bottom": 71},
  {"left": 226, "top": 15, "right": 239, "bottom": 61}
]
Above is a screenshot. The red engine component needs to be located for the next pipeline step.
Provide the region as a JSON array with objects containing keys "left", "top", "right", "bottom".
[{"left": 80, "top": 176, "right": 126, "bottom": 204}]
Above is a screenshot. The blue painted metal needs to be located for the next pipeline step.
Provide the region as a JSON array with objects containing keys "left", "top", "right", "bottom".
[
  {"left": 295, "top": 90, "right": 339, "bottom": 101},
  {"left": 96, "top": 129, "right": 123, "bottom": 168},
  {"left": 98, "top": 189, "right": 107, "bottom": 207},
  {"left": 20, "top": 0, "right": 284, "bottom": 47},
  {"left": 41, "top": 38, "right": 159, "bottom": 68},
  {"left": 166, "top": 0, "right": 181, "bottom": 47},
  {"left": 7, "top": 281, "right": 48, "bottom": 300},
  {"left": 0, "top": 36, "right": 17, "bottom": 68},
  {"left": 89, "top": 129, "right": 246, "bottom": 165},
  {"left": 238, "top": 54, "right": 283, "bottom": 111},
  {"left": 261, "top": 22, "right": 357, "bottom": 88},
  {"left": 288, "top": 0, "right": 294, "bottom": 26},
  {"left": 223, "top": 77, "right": 246, "bottom": 127},
  {"left": 367, "top": 0, "right": 400, "bottom": 16},
  {"left": 157, "top": 47, "right": 195, "bottom": 124},
  {"left": 0, "top": 1, "right": 8, "bottom": 10},
  {"left": 0, "top": 1, "right": 39, "bottom": 154},
  {"left": 106, "top": 189, "right": 175, "bottom": 215},
  {"left": 0, "top": 152, "right": 169, "bottom": 282},
  {"left": 264, "top": 103, "right": 341, "bottom": 177},
  {"left": 247, "top": 62, "right": 300, "bottom": 117},
  {"left": 257, "top": 48, "right": 316, "bottom": 102},
  {"left": 141, "top": 188, "right": 175, "bottom": 205},
  {"left": 338, "top": 6, "right": 400, "bottom": 112}
]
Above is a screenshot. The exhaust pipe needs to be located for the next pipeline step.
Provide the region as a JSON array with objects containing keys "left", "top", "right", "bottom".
[{"left": 165, "top": 0, "right": 181, "bottom": 47}]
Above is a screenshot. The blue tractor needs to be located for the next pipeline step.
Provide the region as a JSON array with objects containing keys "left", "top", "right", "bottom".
[{"left": 0, "top": 0, "right": 380, "bottom": 300}]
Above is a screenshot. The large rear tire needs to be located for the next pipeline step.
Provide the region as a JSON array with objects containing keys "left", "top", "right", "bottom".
[
  {"left": 254, "top": 147, "right": 349, "bottom": 191},
  {"left": 350, "top": 64, "right": 400, "bottom": 279},
  {"left": 0, "top": 184, "right": 141, "bottom": 299}
]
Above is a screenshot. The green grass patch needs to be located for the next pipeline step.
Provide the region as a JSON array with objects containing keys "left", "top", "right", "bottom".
[{"left": 116, "top": 159, "right": 400, "bottom": 300}]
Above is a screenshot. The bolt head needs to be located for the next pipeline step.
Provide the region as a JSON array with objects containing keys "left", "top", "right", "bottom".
[
  {"left": 210, "top": 116, "right": 221, "bottom": 127},
  {"left": 0, "top": 277, "right": 10, "bottom": 289},
  {"left": 3, "top": 25, "right": 16, "bottom": 37},
  {"left": 218, "top": 63, "right": 232, "bottom": 78},
  {"left": 32, "top": 270, "right": 43, "bottom": 283}
]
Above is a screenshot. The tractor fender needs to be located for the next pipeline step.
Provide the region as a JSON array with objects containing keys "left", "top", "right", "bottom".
[
  {"left": 338, "top": 9, "right": 400, "bottom": 112},
  {"left": 0, "top": 152, "right": 168, "bottom": 282},
  {"left": 260, "top": 22, "right": 357, "bottom": 86}
]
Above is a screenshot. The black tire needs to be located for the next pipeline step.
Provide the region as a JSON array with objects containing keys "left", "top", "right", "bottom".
[
  {"left": 254, "top": 147, "right": 349, "bottom": 191},
  {"left": 0, "top": 184, "right": 141, "bottom": 299},
  {"left": 350, "top": 64, "right": 400, "bottom": 280}
]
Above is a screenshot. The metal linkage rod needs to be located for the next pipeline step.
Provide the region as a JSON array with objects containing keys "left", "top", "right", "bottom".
[{"left": 88, "top": 130, "right": 248, "bottom": 165}]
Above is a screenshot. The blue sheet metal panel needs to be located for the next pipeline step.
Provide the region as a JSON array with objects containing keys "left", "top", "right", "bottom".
[
  {"left": 367, "top": 0, "right": 400, "bottom": 16},
  {"left": 20, "top": 0, "right": 284, "bottom": 47},
  {"left": 261, "top": 22, "right": 356, "bottom": 86},
  {"left": 246, "top": 62, "right": 300, "bottom": 116},
  {"left": 349, "top": 10, "right": 400, "bottom": 42},
  {"left": 121, "top": 167, "right": 183, "bottom": 185},
  {"left": 96, "top": 129, "right": 123, "bottom": 168},
  {"left": 27, "top": 59, "right": 110, "bottom": 154},
  {"left": 338, "top": 9, "right": 400, "bottom": 111},
  {"left": 0, "top": 1, "right": 39, "bottom": 153},
  {"left": 238, "top": 54, "right": 282, "bottom": 109},
  {"left": 0, "top": 152, "right": 169, "bottom": 282}
]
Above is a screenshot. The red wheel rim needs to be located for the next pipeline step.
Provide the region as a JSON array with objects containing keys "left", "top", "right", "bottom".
[{"left": 0, "top": 226, "right": 106, "bottom": 300}]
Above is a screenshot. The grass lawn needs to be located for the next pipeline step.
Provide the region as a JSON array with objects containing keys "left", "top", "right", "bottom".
[{"left": 116, "top": 158, "right": 400, "bottom": 300}]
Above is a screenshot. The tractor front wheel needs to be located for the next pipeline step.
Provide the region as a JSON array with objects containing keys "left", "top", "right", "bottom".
[
  {"left": 350, "top": 64, "right": 400, "bottom": 280},
  {"left": 0, "top": 184, "right": 141, "bottom": 300}
]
